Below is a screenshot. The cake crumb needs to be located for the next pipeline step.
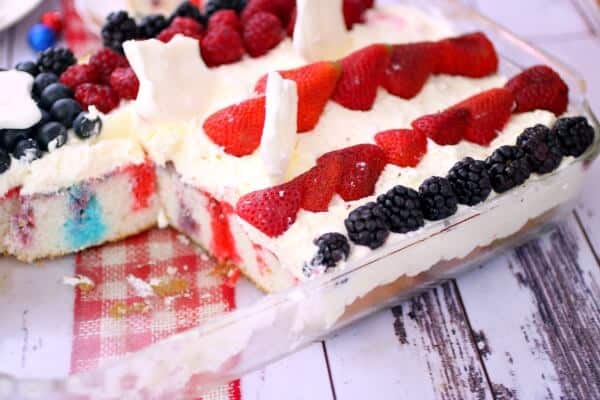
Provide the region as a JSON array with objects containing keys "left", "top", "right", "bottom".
[
  {"left": 62, "top": 275, "right": 95, "bottom": 293},
  {"left": 166, "top": 266, "right": 178, "bottom": 276},
  {"left": 127, "top": 275, "right": 155, "bottom": 298},
  {"left": 109, "top": 301, "right": 150, "bottom": 319},
  {"left": 151, "top": 276, "right": 189, "bottom": 298}
]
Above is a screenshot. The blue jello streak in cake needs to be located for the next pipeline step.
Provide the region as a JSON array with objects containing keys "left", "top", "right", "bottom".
[{"left": 64, "top": 185, "right": 107, "bottom": 249}]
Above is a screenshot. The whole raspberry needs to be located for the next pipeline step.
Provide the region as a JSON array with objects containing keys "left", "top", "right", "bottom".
[
  {"left": 157, "top": 17, "right": 205, "bottom": 43},
  {"left": 59, "top": 64, "right": 101, "bottom": 89},
  {"left": 201, "top": 25, "right": 245, "bottom": 66},
  {"left": 242, "top": 11, "right": 284, "bottom": 57},
  {"left": 208, "top": 10, "right": 242, "bottom": 32},
  {"left": 89, "top": 48, "right": 129, "bottom": 83},
  {"left": 109, "top": 67, "right": 139, "bottom": 100},
  {"left": 75, "top": 84, "right": 120, "bottom": 113}
]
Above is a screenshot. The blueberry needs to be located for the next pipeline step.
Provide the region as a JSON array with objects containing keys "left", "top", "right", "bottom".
[
  {"left": 33, "top": 72, "right": 58, "bottom": 96},
  {"left": 40, "top": 82, "right": 72, "bottom": 109},
  {"left": 50, "top": 98, "right": 82, "bottom": 128},
  {"left": 15, "top": 61, "right": 39, "bottom": 76},
  {"left": 0, "top": 148, "right": 11, "bottom": 174},
  {"left": 73, "top": 112, "right": 102, "bottom": 139},
  {"left": 36, "top": 122, "right": 68, "bottom": 151},
  {"left": 0, "top": 129, "right": 31, "bottom": 152},
  {"left": 12, "top": 138, "right": 42, "bottom": 162}
]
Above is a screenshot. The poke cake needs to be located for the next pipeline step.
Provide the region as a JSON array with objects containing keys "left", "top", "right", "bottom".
[{"left": 0, "top": 0, "right": 596, "bottom": 296}]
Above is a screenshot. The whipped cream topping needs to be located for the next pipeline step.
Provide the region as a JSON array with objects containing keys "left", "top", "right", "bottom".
[
  {"left": 0, "top": 70, "right": 41, "bottom": 130},
  {"left": 294, "top": 0, "right": 352, "bottom": 62},
  {"left": 259, "top": 72, "right": 299, "bottom": 183}
]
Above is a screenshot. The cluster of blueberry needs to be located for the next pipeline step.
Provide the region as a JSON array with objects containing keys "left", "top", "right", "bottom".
[
  {"left": 306, "top": 116, "right": 595, "bottom": 274},
  {"left": 0, "top": 48, "right": 102, "bottom": 175}
]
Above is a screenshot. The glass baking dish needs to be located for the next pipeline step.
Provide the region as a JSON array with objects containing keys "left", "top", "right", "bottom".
[{"left": 1, "top": 0, "right": 599, "bottom": 398}]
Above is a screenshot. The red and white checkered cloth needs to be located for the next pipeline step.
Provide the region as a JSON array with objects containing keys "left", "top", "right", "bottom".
[{"left": 70, "top": 228, "right": 240, "bottom": 400}]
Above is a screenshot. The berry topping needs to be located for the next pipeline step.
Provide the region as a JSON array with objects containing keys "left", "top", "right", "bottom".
[
  {"left": 552, "top": 116, "right": 595, "bottom": 157},
  {"left": 206, "top": 0, "right": 247, "bottom": 16},
  {"left": 89, "top": 48, "right": 129, "bottom": 83},
  {"left": 209, "top": 10, "right": 242, "bottom": 32},
  {"left": 516, "top": 124, "right": 563, "bottom": 174},
  {"left": 241, "top": 0, "right": 295, "bottom": 25},
  {"left": 236, "top": 181, "right": 303, "bottom": 237},
  {"left": 0, "top": 149, "right": 10, "bottom": 174},
  {"left": 15, "top": 61, "right": 39, "bottom": 76},
  {"left": 36, "top": 121, "right": 68, "bottom": 151},
  {"left": 308, "top": 232, "right": 351, "bottom": 272},
  {"left": 74, "top": 84, "right": 120, "bottom": 113},
  {"left": 203, "top": 96, "right": 266, "bottom": 156},
  {"left": 101, "top": 11, "right": 139, "bottom": 54},
  {"left": 242, "top": 11, "right": 285, "bottom": 57},
  {"left": 412, "top": 108, "right": 470, "bottom": 146},
  {"left": 138, "top": 14, "right": 169, "bottom": 39},
  {"left": 13, "top": 138, "right": 42, "bottom": 162},
  {"left": 374, "top": 129, "right": 428, "bottom": 167},
  {"left": 419, "top": 176, "right": 458, "bottom": 221},
  {"left": 59, "top": 64, "right": 101, "bottom": 90},
  {"left": 319, "top": 144, "right": 387, "bottom": 201},
  {"left": 436, "top": 32, "right": 498, "bottom": 78},
  {"left": 505, "top": 65, "right": 569, "bottom": 116},
  {"left": 382, "top": 42, "right": 439, "bottom": 99},
  {"left": 36, "top": 47, "right": 76, "bottom": 76},
  {"left": 377, "top": 185, "right": 424, "bottom": 234},
  {"left": 0, "top": 129, "right": 30, "bottom": 153},
  {"left": 109, "top": 67, "right": 140, "bottom": 100},
  {"left": 50, "top": 98, "right": 82, "bottom": 128},
  {"left": 343, "top": 0, "right": 368, "bottom": 29},
  {"left": 296, "top": 153, "right": 344, "bottom": 212},
  {"left": 447, "top": 157, "right": 492, "bottom": 206},
  {"left": 454, "top": 88, "right": 515, "bottom": 145},
  {"left": 171, "top": 1, "right": 207, "bottom": 24},
  {"left": 33, "top": 72, "right": 58, "bottom": 96},
  {"left": 201, "top": 25, "right": 245, "bottom": 67},
  {"left": 73, "top": 112, "right": 102, "bottom": 139},
  {"left": 485, "top": 145, "right": 532, "bottom": 193},
  {"left": 40, "top": 82, "right": 73, "bottom": 110},
  {"left": 345, "top": 202, "right": 389, "bottom": 249},
  {"left": 157, "top": 16, "right": 205, "bottom": 43},
  {"left": 255, "top": 61, "right": 342, "bottom": 132},
  {"left": 332, "top": 44, "right": 390, "bottom": 111}
]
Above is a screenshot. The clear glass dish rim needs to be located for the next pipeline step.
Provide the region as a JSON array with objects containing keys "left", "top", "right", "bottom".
[{"left": 2, "top": 0, "right": 599, "bottom": 394}]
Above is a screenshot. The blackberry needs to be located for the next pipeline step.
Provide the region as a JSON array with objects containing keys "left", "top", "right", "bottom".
[
  {"left": 419, "top": 176, "right": 458, "bottom": 221},
  {"left": 485, "top": 145, "right": 532, "bottom": 193},
  {"left": 552, "top": 116, "right": 595, "bottom": 157},
  {"left": 345, "top": 202, "right": 389, "bottom": 249},
  {"left": 447, "top": 157, "right": 492, "bottom": 206},
  {"left": 307, "top": 233, "right": 351, "bottom": 272},
  {"left": 170, "top": 1, "right": 206, "bottom": 24},
  {"left": 0, "top": 148, "right": 10, "bottom": 174},
  {"left": 15, "top": 61, "right": 39, "bottom": 76},
  {"left": 516, "top": 124, "right": 562, "bottom": 174},
  {"left": 102, "top": 11, "right": 139, "bottom": 54},
  {"left": 205, "top": 0, "right": 247, "bottom": 16},
  {"left": 36, "top": 47, "right": 76, "bottom": 76},
  {"left": 377, "top": 185, "right": 424, "bottom": 233},
  {"left": 138, "top": 14, "right": 169, "bottom": 39}
]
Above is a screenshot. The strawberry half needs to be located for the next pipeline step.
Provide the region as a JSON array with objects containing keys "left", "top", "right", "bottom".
[
  {"left": 412, "top": 108, "right": 471, "bottom": 145},
  {"left": 454, "top": 88, "right": 515, "bottom": 145},
  {"left": 436, "top": 32, "right": 498, "bottom": 78},
  {"left": 203, "top": 96, "right": 266, "bottom": 156},
  {"left": 332, "top": 44, "right": 391, "bottom": 111},
  {"left": 504, "top": 65, "right": 569, "bottom": 115},
  {"left": 236, "top": 180, "right": 303, "bottom": 237},
  {"left": 319, "top": 144, "right": 387, "bottom": 201},
  {"left": 374, "top": 129, "right": 428, "bottom": 167},
  {"left": 295, "top": 153, "right": 344, "bottom": 212},
  {"left": 382, "top": 42, "right": 439, "bottom": 99},
  {"left": 255, "top": 61, "right": 342, "bottom": 132}
]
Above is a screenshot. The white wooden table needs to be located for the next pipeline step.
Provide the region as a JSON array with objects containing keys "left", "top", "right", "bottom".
[{"left": 1, "top": 1, "right": 599, "bottom": 399}]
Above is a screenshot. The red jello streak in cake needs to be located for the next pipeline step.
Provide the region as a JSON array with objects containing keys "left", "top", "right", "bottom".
[
  {"left": 1, "top": 187, "right": 20, "bottom": 201},
  {"left": 124, "top": 160, "right": 157, "bottom": 211},
  {"left": 12, "top": 201, "right": 35, "bottom": 247},
  {"left": 207, "top": 197, "right": 240, "bottom": 263}
]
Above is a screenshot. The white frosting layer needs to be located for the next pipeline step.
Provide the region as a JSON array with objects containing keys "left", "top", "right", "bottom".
[{"left": 0, "top": 70, "right": 41, "bottom": 130}]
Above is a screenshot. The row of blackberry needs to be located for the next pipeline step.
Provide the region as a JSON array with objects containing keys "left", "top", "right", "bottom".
[{"left": 344, "top": 116, "right": 596, "bottom": 251}]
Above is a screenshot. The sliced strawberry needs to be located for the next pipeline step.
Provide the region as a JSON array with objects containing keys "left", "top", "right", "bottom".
[
  {"left": 319, "top": 144, "right": 387, "bottom": 201},
  {"left": 504, "top": 65, "right": 569, "bottom": 115},
  {"left": 382, "top": 42, "right": 439, "bottom": 99},
  {"left": 411, "top": 107, "right": 470, "bottom": 145},
  {"left": 236, "top": 180, "right": 303, "bottom": 237},
  {"left": 436, "top": 32, "right": 498, "bottom": 78},
  {"left": 454, "top": 88, "right": 515, "bottom": 145},
  {"left": 332, "top": 44, "right": 391, "bottom": 111},
  {"left": 203, "top": 96, "right": 266, "bottom": 156},
  {"left": 295, "top": 153, "right": 344, "bottom": 212},
  {"left": 374, "top": 129, "right": 428, "bottom": 167},
  {"left": 255, "top": 61, "right": 342, "bottom": 132}
]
